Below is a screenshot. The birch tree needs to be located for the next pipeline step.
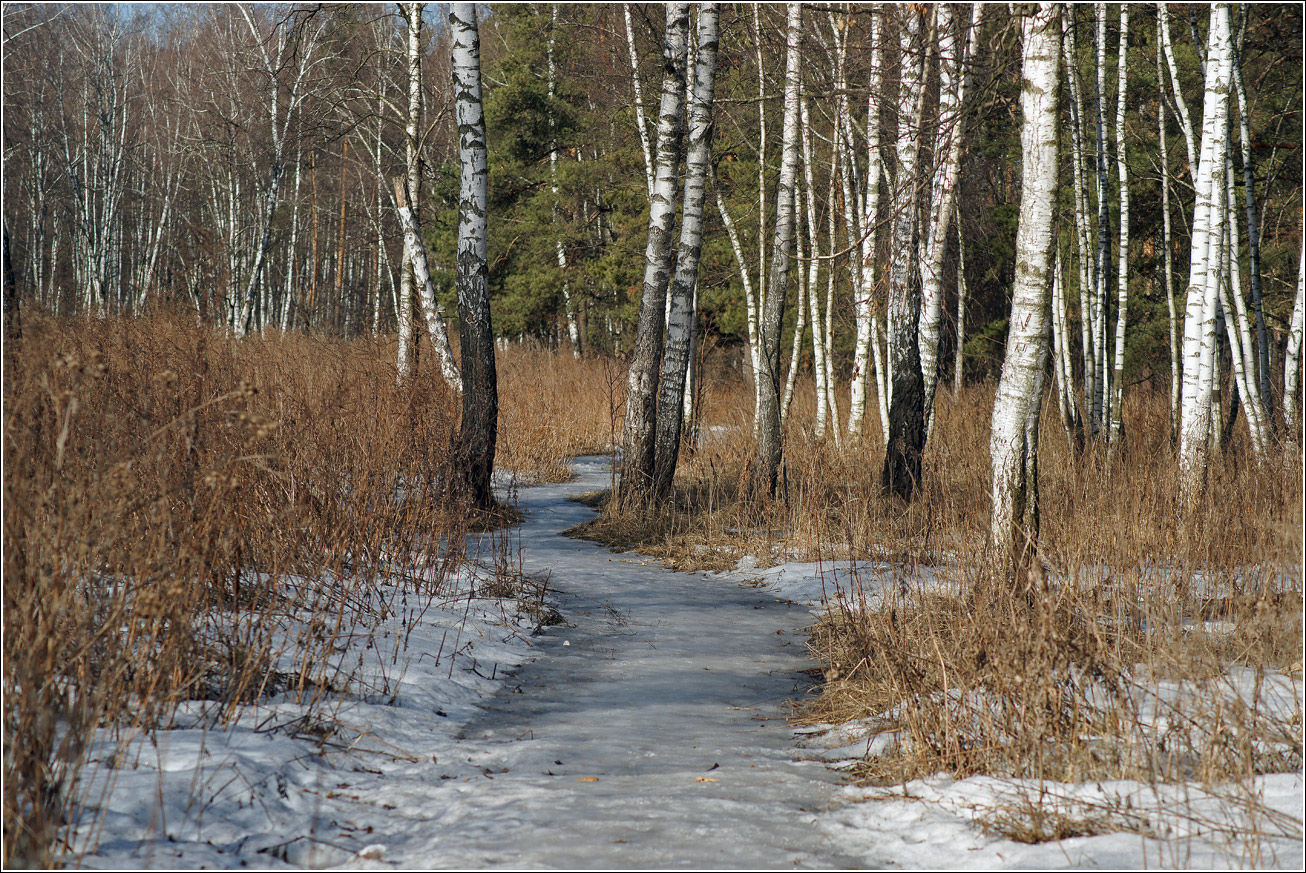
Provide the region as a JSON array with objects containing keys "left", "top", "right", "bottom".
[
  {"left": 749, "top": 2, "right": 802, "bottom": 497},
  {"left": 395, "top": 2, "right": 423, "bottom": 380},
  {"left": 652, "top": 3, "right": 718, "bottom": 501},
  {"left": 881, "top": 5, "right": 929, "bottom": 502},
  {"left": 1178, "top": 3, "right": 1234, "bottom": 505},
  {"left": 450, "top": 3, "right": 497, "bottom": 509},
  {"left": 392, "top": 178, "right": 460, "bottom": 390},
  {"left": 619, "top": 3, "right": 688, "bottom": 506},
  {"left": 1106, "top": 5, "right": 1129, "bottom": 449},
  {"left": 990, "top": 2, "right": 1059, "bottom": 574},
  {"left": 547, "top": 8, "right": 581, "bottom": 358},
  {"left": 846, "top": 7, "right": 883, "bottom": 440},
  {"left": 234, "top": 5, "right": 328, "bottom": 337},
  {"left": 919, "top": 4, "right": 981, "bottom": 440},
  {"left": 1285, "top": 236, "right": 1305, "bottom": 437}
]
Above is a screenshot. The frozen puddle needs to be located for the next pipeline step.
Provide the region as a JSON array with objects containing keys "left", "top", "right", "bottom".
[{"left": 350, "top": 456, "right": 866, "bottom": 869}]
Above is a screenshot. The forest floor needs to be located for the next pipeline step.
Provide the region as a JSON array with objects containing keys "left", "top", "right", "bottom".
[{"left": 70, "top": 457, "right": 1303, "bottom": 870}]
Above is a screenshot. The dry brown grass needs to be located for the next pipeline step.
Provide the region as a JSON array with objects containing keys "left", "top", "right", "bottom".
[
  {"left": 495, "top": 342, "right": 625, "bottom": 484},
  {"left": 2, "top": 313, "right": 487, "bottom": 866}
]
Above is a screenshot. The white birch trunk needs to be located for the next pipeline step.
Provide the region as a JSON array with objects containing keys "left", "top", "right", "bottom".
[
  {"left": 1284, "top": 234, "right": 1305, "bottom": 436},
  {"left": 653, "top": 3, "right": 718, "bottom": 499},
  {"left": 450, "top": 2, "right": 498, "bottom": 508},
  {"left": 990, "top": 2, "right": 1060, "bottom": 570},
  {"left": 624, "top": 3, "right": 656, "bottom": 203},
  {"left": 1092, "top": 3, "right": 1111, "bottom": 436},
  {"left": 1159, "top": 3, "right": 1199, "bottom": 174},
  {"left": 392, "top": 179, "right": 461, "bottom": 391},
  {"left": 1221, "top": 148, "right": 1268, "bottom": 458},
  {"left": 881, "top": 5, "right": 929, "bottom": 501},
  {"left": 954, "top": 202, "right": 967, "bottom": 394},
  {"left": 1178, "top": 3, "right": 1234, "bottom": 505},
  {"left": 1158, "top": 26, "right": 1180, "bottom": 439},
  {"left": 919, "top": 4, "right": 979, "bottom": 440},
  {"left": 621, "top": 3, "right": 688, "bottom": 503},
  {"left": 751, "top": 3, "right": 802, "bottom": 495},
  {"left": 547, "top": 8, "right": 581, "bottom": 358},
  {"left": 848, "top": 8, "right": 882, "bottom": 439},
  {"left": 1063, "top": 7, "right": 1098, "bottom": 421},
  {"left": 396, "top": 2, "right": 423, "bottom": 381},
  {"left": 712, "top": 165, "right": 764, "bottom": 418},
  {"left": 1231, "top": 17, "right": 1272, "bottom": 418},
  {"left": 1107, "top": 5, "right": 1129, "bottom": 449},
  {"left": 798, "top": 93, "right": 828, "bottom": 438}
]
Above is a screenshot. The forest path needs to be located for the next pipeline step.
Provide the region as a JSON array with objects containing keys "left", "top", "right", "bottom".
[{"left": 360, "top": 456, "right": 869, "bottom": 869}]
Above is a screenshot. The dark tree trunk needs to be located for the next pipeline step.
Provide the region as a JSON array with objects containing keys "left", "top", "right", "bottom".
[{"left": 451, "top": 3, "right": 497, "bottom": 510}]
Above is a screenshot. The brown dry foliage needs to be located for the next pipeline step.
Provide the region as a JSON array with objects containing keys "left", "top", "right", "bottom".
[{"left": 3, "top": 313, "right": 479, "bottom": 866}]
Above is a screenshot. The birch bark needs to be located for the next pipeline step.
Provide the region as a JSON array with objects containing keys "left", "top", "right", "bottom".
[
  {"left": 620, "top": 3, "right": 688, "bottom": 506},
  {"left": 990, "top": 2, "right": 1060, "bottom": 573},
  {"left": 450, "top": 3, "right": 498, "bottom": 509},
  {"left": 1178, "top": 3, "right": 1234, "bottom": 505},
  {"left": 1107, "top": 5, "right": 1129, "bottom": 450},
  {"left": 624, "top": 3, "right": 656, "bottom": 203},
  {"left": 847, "top": 8, "right": 883, "bottom": 439},
  {"left": 749, "top": 3, "right": 802, "bottom": 497},
  {"left": 652, "top": 3, "right": 718, "bottom": 501},
  {"left": 1284, "top": 235, "right": 1305, "bottom": 436},
  {"left": 396, "top": 2, "right": 422, "bottom": 381},
  {"left": 919, "top": 4, "right": 980, "bottom": 440},
  {"left": 393, "top": 178, "right": 461, "bottom": 391},
  {"left": 881, "top": 6, "right": 929, "bottom": 502},
  {"left": 547, "top": 8, "right": 582, "bottom": 358},
  {"left": 1158, "top": 28, "right": 1180, "bottom": 440}
]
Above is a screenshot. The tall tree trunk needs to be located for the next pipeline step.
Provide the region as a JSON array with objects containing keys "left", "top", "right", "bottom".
[
  {"left": 990, "top": 2, "right": 1060, "bottom": 575},
  {"left": 652, "top": 3, "right": 718, "bottom": 502},
  {"left": 1063, "top": 7, "right": 1097, "bottom": 430},
  {"left": 953, "top": 200, "right": 967, "bottom": 394},
  {"left": 1178, "top": 3, "right": 1234, "bottom": 507},
  {"left": 712, "top": 165, "right": 763, "bottom": 419},
  {"left": 1091, "top": 3, "right": 1112, "bottom": 437},
  {"left": 919, "top": 4, "right": 980, "bottom": 440},
  {"left": 798, "top": 93, "right": 827, "bottom": 437},
  {"left": 1157, "top": 22, "right": 1180, "bottom": 442},
  {"left": 1158, "top": 3, "right": 1199, "bottom": 174},
  {"left": 847, "top": 7, "right": 882, "bottom": 440},
  {"left": 624, "top": 3, "right": 656, "bottom": 203},
  {"left": 619, "top": 3, "right": 689, "bottom": 506},
  {"left": 749, "top": 2, "right": 802, "bottom": 498},
  {"left": 1231, "top": 11, "right": 1272, "bottom": 422},
  {"left": 396, "top": 2, "right": 423, "bottom": 381},
  {"left": 393, "top": 179, "right": 461, "bottom": 390},
  {"left": 450, "top": 3, "right": 497, "bottom": 510},
  {"left": 881, "top": 5, "right": 929, "bottom": 502},
  {"left": 547, "top": 8, "right": 582, "bottom": 358},
  {"left": 1284, "top": 233, "right": 1305, "bottom": 437},
  {"left": 1107, "top": 5, "right": 1129, "bottom": 450}
]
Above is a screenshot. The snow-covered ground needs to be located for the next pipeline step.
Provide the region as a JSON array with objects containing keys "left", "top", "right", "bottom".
[{"left": 67, "top": 456, "right": 1303, "bottom": 869}]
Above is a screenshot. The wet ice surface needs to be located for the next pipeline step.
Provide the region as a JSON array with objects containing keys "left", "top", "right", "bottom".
[{"left": 406, "top": 455, "right": 866, "bottom": 869}]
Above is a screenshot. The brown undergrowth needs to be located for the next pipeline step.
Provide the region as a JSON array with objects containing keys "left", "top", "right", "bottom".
[{"left": 1, "top": 314, "right": 592, "bottom": 866}]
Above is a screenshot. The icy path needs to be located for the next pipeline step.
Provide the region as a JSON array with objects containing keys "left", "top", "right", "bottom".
[{"left": 342, "top": 456, "right": 867, "bottom": 869}]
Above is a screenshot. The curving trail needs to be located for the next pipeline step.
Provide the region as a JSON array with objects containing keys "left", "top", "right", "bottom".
[{"left": 365, "top": 456, "right": 869, "bottom": 869}]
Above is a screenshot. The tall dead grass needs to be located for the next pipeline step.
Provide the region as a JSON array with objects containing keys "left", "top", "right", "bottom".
[
  {"left": 3, "top": 313, "right": 481, "bottom": 866},
  {"left": 495, "top": 342, "right": 624, "bottom": 483}
]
